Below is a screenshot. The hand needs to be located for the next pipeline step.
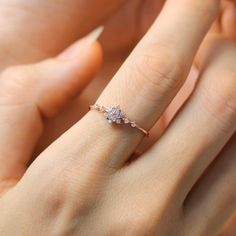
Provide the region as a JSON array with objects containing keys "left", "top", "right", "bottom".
[
  {"left": 0, "top": 0, "right": 164, "bottom": 69},
  {"left": 0, "top": 0, "right": 125, "bottom": 68},
  {"left": 0, "top": 0, "right": 164, "bottom": 155},
  {"left": 23, "top": 0, "right": 165, "bottom": 154},
  {"left": 35, "top": 0, "right": 236, "bottom": 156},
  {"left": 1, "top": 0, "right": 236, "bottom": 235}
]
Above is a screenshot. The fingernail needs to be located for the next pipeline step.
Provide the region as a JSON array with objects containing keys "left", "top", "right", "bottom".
[
  {"left": 58, "top": 26, "right": 104, "bottom": 60},
  {"left": 86, "top": 26, "right": 104, "bottom": 46}
]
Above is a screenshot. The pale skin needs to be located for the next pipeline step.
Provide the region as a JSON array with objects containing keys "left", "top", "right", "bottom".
[{"left": 0, "top": 0, "right": 236, "bottom": 235}]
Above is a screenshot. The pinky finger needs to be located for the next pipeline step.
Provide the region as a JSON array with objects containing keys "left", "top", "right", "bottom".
[{"left": 184, "top": 134, "right": 236, "bottom": 236}]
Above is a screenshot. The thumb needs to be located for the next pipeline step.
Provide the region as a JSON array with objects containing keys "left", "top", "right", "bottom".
[{"left": 0, "top": 27, "right": 103, "bottom": 194}]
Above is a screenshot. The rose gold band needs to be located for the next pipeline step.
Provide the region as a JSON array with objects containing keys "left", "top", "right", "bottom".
[{"left": 89, "top": 104, "right": 149, "bottom": 136}]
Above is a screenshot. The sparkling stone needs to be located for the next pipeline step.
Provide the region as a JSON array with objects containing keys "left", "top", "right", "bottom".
[
  {"left": 131, "top": 122, "right": 136, "bottom": 128},
  {"left": 107, "top": 107, "right": 112, "bottom": 113},
  {"left": 106, "top": 105, "right": 123, "bottom": 124},
  {"left": 124, "top": 119, "right": 129, "bottom": 124},
  {"left": 116, "top": 119, "right": 122, "bottom": 124}
]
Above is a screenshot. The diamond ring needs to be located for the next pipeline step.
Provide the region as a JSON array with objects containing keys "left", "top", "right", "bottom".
[{"left": 89, "top": 104, "right": 149, "bottom": 136}]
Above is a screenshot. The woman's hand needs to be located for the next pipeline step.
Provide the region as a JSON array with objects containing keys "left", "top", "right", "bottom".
[
  {"left": 0, "top": 30, "right": 103, "bottom": 194},
  {"left": 0, "top": 0, "right": 163, "bottom": 69},
  {"left": 0, "top": 0, "right": 125, "bottom": 69},
  {"left": 0, "top": 0, "right": 165, "bottom": 154},
  {"left": 1, "top": 0, "right": 236, "bottom": 235}
]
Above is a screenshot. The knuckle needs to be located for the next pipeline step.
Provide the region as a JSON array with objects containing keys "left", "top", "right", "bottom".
[
  {"left": 130, "top": 215, "right": 156, "bottom": 235},
  {"left": 111, "top": 214, "right": 155, "bottom": 236},
  {"left": 132, "top": 45, "right": 185, "bottom": 102},
  {"left": 43, "top": 164, "right": 105, "bottom": 216},
  {"left": 42, "top": 184, "right": 68, "bottom": 217},
  {"left": 0, "top": 66, "right": 35, "bottom": 106},
  {"left": 41, "top": 178, "right": 80, "bottom": 217},
  {"left": 1, "top": 65, "right": 32, "bottom": 83}
]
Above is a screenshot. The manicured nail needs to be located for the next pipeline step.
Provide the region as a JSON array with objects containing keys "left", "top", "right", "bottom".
[
  {"left": 58, "top": 26, "right": 104, "bottom": 60},
  {"left": 86, "top": 26, "right": 104, "bottom": 46}
]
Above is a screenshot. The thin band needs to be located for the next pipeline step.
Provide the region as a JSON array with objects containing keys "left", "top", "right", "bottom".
[{"left": 89, "top": 104, "right": 149, "bottom": 136}]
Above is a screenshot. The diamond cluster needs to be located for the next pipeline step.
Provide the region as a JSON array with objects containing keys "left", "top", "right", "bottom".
[
  {"left": 90, "top": 104, "right": 148, "bottom": 136},
  {"left": 93, "top": 104, "right": 137, "bottom": 127},
  {"left": 106, "top": 105, "right": 137, "bottom": 128},
  {"left": 105, "top": 105, "right": 125, "bottom": 124}
]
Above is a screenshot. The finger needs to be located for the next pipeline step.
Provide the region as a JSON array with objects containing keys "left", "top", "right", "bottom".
[
  {"left": 1, "top": 0, "right": 125, "bottom": 69},
  {"left": 221, "top": 212, "right": 236, "bottom": 236},
  {"left": 138, "top": 35, "right": 236, "bottom": 213},
  {"left": 0, "top": 29, "right": 103, "bottom": 194},
  {"left": 184, "top": 133, "right": 236, "bottom": 236},
  {"left": 138, "top": 67, "right": 199, "bottom": 153},
  {"left": 222, "top": 1, "right": 236, "bottom": 39},
  {"left": 99, "top": 0, "right": 220, "bottom": 127},
  {"left": 209, "top": 1, "right": 223, "bottom": 34}
]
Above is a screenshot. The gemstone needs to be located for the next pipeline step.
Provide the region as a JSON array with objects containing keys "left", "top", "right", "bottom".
[
  {"left": 124, "top": 119, "right": 129, "bottom": 124},
  {"left": 131, "top": 122, "right": 136, "bottom": 128},
  {"left": 116, "top": 119, "right": 122, "bottom": 124},
  {"left": 106, "top": 105, "right": 123, "bottom": 124}
]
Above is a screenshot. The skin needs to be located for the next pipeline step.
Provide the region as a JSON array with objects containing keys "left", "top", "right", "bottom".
[
  {"left": 0, "top": 0, "right": 235, "bottom": 235},
  {"left": 0, "top": 0, "right": 163, "bottom": 68},
  {"left": 0, "top": 0, "right": 126, "bottom": 68},
  {"left": 212, "top": 2, "right": 236, "bottom": 235}
]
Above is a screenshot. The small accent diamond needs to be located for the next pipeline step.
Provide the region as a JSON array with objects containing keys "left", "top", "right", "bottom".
[
  {"left": 124, "top": 119, "right": 129, "bottom": 124},
  {"left": 89, "top": 104, "right": 149, "bottom": 136},
  {"left": 116, "top": 119, "right": 122, "bottom": 124}
]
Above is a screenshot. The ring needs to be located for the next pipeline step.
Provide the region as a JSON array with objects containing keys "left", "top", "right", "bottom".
[{"left": 89, "top": 104, "right": 149, "bottom": 136}]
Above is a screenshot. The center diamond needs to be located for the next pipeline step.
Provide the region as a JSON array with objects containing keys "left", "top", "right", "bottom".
[{"left": 105, "top": 105, "right": 124, "bottom": 124}]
